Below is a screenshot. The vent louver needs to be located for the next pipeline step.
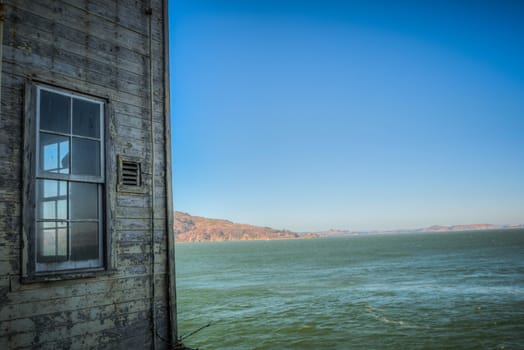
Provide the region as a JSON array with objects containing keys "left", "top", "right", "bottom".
[
  {"left": 117, "top": 156, "right": 142, "bottom": 192},
  {"left": 121, "top": 160, "right": 140, "bottom": 186}
]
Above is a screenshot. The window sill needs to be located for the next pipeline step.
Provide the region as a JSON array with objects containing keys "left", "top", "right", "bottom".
[{"left": 21, "top": 268, "right": 117, "bottom": 284}]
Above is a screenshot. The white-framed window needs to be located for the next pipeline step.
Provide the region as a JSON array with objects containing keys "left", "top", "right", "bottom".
[{"left": 26, "top": 85, "right": 106, "bottom": 274}]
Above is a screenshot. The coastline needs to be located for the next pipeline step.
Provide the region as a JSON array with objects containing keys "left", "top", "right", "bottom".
[{"left": 175, "top": 226, "right": 524, "bottom": 243}]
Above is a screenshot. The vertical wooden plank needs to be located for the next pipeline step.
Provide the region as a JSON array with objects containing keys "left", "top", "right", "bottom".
[
  {"left": 162, "top": 0, "right": 178, "bottom": 343},
  {"left": 0, "top": 3, "right": 4, "bottom": 105},
  {"left": 105, "top": 100, "right": 117, "bottom": 271},
  {"left": 22, "top": 82, "right": 36, "bottom": 279}
]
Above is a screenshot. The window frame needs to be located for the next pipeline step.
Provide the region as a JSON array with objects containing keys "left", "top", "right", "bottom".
[{"left": 22, "top": 83, "right": 112, "bottom": 281}]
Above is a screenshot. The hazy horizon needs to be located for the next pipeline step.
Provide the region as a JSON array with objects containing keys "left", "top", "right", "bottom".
[{"left": 170, "top": 0, "right": 524, "bottom": 232}]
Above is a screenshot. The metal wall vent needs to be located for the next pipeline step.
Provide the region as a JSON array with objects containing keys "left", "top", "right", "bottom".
[
  {"left": 121, "top": 160, "right": 141, "bottom": 186},
  {"left": 118, "top": 156, "right": 143, "bottom": 192}
]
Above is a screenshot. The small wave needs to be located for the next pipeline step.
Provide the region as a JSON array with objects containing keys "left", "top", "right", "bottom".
[
  {"left": 376, "top": 316, "right": 407, "bottom": 326},
  {"left": 365, "top": 305, "right": 417, "bottom": 328}
]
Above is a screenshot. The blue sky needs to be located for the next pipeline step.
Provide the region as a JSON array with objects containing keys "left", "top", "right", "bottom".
[{"left": 169, "top": 0, "right": 524, "bottom": 231}]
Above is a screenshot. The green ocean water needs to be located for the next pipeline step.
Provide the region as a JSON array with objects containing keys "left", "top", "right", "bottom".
[{"left": 175, "top": 230, "right": 524, "bottom": 349}]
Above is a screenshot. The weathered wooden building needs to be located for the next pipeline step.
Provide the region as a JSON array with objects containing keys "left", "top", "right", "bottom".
[{"left": 0, "top": 0, "right": 178, "bottom": 348}]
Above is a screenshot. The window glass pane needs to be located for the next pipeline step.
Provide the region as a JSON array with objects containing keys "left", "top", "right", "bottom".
[
  {"left": 59, "top": 181, "right": 67, "bottom": 196},
  {"left": 71, "top": 222, "right": 99, "bottom": 261},
  {"left": 70, "top": 183, "right": 98, "bottom": 220},
  {"left": 36, "top": 222, "right": 67, "bottom": 262},
  {"left": 72, "top": 138, "right": 100, "bottom": 176},
  {"left": 37, "top": 180, "right": 67, "bottom": 220},
  {"left": 40, "top": 90, "right": 71, "bottom": 133},
  {"left": 42, "top": 201, "right": 55, "bottom": 218},
  {"left": 41, "top": 225, "right": 56, "bottom": 256},
  {"left": 40, "top": 133, "right": 70, "bottom": 174},
  {"left": 73, "top": 99, "right": 100, "bottom": 138},
  {"left": 57, "top": 226, "right": 68, "bottom": 256}
]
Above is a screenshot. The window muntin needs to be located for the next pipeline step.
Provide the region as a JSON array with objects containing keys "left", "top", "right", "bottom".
[{"left": 35, "top": 86, "right": 104, "bottom": 272}]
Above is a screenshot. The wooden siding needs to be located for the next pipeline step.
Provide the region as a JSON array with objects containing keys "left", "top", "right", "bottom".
[{"left": 0, "top": 0, "right": 175, "bottom": 348}]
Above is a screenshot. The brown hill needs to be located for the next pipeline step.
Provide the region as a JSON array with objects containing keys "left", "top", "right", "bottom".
[{"left": 174, "top": 212, "right": 316, "bottom": 242}]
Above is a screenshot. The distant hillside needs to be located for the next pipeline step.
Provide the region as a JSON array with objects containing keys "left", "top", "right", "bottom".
[
  {"left": 312, "top": 229, "right": 355, "bottom": 237},
  {"left": 417, "top": 224, "right": 505, "bottom": 232},
  {"left": 309, "top": 223, "right": 524, "bottom": 237},
  {"left": 174, "top": 212, "right": 318, "bottom": 242},
  {"left": 174, "top": 213, "right": 523, "bottom": 242}
]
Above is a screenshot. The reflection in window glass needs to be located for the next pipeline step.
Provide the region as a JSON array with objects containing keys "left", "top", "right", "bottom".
[
  {"left": 71, "top": 222, "right": 99, "bottom": 261},
  {"left": 73, "top": 99, "right": 100, "bottom": 138},
  {"left": 37, "top": 222, "right": 67, "bottom": 262},
  {"left": 72, "top": 138, "right": 100, "bottom": 176},
  {"left": 41, "top": 200, "right": 67, "bottom": 220},
  {"left": 41, "top": 179, "right": 67, "bottom": 198},
  {"left": 70, "top": 183, "right": 98, "bottom": 220},
  {"left": 40, "top": 133, "right": 70, "bottom": 174},
  {"left": 40, "top": 90, "right": 70, "bottom": 133},
  {"left": 42, "top": 201, "right": 55, "bottom": 218},
  {"left": 38, "top": 180, "right": 67, "bottom": 220}
]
